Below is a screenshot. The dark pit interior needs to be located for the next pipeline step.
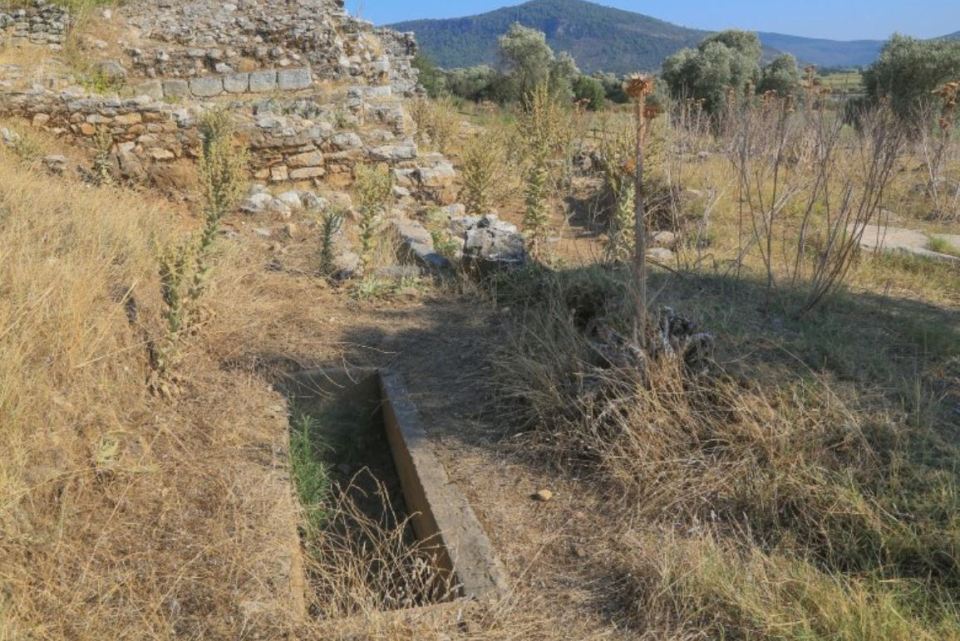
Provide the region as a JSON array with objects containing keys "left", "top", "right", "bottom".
[{"left": 279, "top": 369, "right": 459, "bottom": 615}]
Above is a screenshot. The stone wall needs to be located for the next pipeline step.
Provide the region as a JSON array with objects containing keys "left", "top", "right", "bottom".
[
  {"left": 121, "top": 0, "right": 419, "bottom": 96},
  {"left": 133, "top": 66, "right": 316, "bottom": 100},
  {"left": 0, "top": 0, "right": 69, "bottom": 49},
  {"left": 0, "top": 85, "right": 455, "bottom": 202}
]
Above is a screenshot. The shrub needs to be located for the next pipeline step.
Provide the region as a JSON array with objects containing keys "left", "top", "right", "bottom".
[
  {"left": 863, "top": 35, "right": 960, "bottom": 123},
  {"left": 662, "top": 30, "right": 762, "bottom": 114},
  {"left": 758, "top": 53, "right": 802, "bottom": 97},
  {"left": 573, "top": 74, "right": 605, "bottom": 111},
  {"left": 523, "top": 157, "right": 550, "bottom": 259},
  {"left": 460, "top": 132, "right": 505, "bottom": 215}
]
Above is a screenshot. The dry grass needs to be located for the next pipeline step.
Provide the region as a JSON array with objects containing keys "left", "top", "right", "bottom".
[
  {"left": 488, "top": 260, "right": 960, "bottom": 638},
  {"left": 0, "top": 152, "right": 306, "bottom": 640},
  {"left": 2, "top": 56, "right": 958, "bottom": 641}
]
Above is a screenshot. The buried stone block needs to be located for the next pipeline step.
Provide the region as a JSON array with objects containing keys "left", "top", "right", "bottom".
[
  {"left": 249, "top": 69, "right": 278, "bottom": 93},
  {"left": 223, "top": 72, "right": 250, "bottom": 93},
  {"left": 189, "top": 76, "right": 223, "bottom": 97},
  {"left": 162, "top": 79, "right": 190, "bottom": 98},
  {"left": 456, "top": 214, "right": 527, "bottom": 272},
  {"left": 277, "top": 67, "right": 312, "bottom": 91}
]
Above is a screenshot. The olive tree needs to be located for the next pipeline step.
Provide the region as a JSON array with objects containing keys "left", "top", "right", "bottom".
[
  {"left": 498, "top": 23, "right": 579, "bottom": 102},
  {"left": 863, "top": 35, "right": 960, "bottom": 122},
  {"left": 662, "top": 30, "right": 762, "bottom": 114},
  {"left": 758, "top": 53, "right": 801, "bottom": 97}
]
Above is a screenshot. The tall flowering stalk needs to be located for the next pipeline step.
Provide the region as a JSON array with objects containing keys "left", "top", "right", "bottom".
[{"left": 623, "top": 74, "right": 656, "bottom": 346}]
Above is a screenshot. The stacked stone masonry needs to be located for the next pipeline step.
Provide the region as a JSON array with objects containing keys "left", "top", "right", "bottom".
[
  {"left": 121, "top": 0, "right": 420, "bottom": 96},
  {"left": 0, "top": 0, "right": 69, "bottom": 48},
  {"left": 0, "top": 0, "right": 453, "bottom": 202},
  {"left": 0, "top": 86, "right": 456, "bottom": 202}
]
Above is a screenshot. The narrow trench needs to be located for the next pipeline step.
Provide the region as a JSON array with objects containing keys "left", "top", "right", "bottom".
[{"left": 280, "top": 370, "right": 458, "bottom": 617}]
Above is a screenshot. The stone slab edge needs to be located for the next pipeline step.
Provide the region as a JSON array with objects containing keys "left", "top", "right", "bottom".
[{"left": 378, "top": 369, "right": 510, "bottom": 601}]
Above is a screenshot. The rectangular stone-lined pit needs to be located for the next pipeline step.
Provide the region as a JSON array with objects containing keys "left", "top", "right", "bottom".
[{"left": 282, "top": 368, "right": 508, "bottom": 605}]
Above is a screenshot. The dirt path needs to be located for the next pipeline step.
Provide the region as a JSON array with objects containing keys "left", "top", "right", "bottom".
[{"left": 200, "top": 219, "right": 639, "bottom": 637}]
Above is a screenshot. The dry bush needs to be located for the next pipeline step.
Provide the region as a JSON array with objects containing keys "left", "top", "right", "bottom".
[
  {"left": 460, "top": 131, "right": 507, "bottom": 215},
  {"left": 354, "top": 163, "right": 394, "bottom": 271},
  {"left": 410, "top": 96, "right": 461, "bottom": 154},
  {"left": 915, "top": 88, "right": 960, "bottom": 221},
  {"left": 727, "top": 97, "right": 904, "bottom": 314},
  {"left": 622, "top": 532, "right": 960, "bottom": 641},
  {"left": 0, "top": 155, "right": 302, "bottom": 640},
  {"left": 490, "top": 265, "right": 960, "bottom": 633}
]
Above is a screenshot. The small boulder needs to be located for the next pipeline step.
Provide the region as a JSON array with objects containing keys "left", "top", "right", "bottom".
[
  {"left": 647, "top": 247, "right": 675, "bottom": 263},
  {"left": 275, "top": 190, "right": 304, "bottom": 211},
  {"left": 333, "top": 251, "right": 361, "bottom": 280},
  {"left": 459, "top": 214, "right": 527, "bottom": 272},
  {"left": 93, "top": 60, "right": 127, "bottom": 84},
  {"left": 651, "top": 230, "right": 678, "bottom": 249}
]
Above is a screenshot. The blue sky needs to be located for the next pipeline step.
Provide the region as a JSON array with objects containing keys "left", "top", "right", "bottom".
[{"left": 346, "top": 0, "right": 960, "bottom": 41}]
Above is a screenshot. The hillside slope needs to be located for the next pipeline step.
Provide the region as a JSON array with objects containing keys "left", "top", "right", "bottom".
[
  {"left": 757, "top": 32, "right": 883, "bottom": 67},
  {"left": 390, "top": 0, "right": 904, "bottom": 71},
  {"left": 391, "top": 0, "right": 707, "bottom": 73}
]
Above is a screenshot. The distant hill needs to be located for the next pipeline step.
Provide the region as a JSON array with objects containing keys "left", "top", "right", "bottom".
[
  {"left": 757, "top": 33, "right": 883, "bottom": 68},
  {"left": 388, "top": 0, "right": 911, "bottom": 73},
  {"left": 390, "top": 0, "right": 708, "bottom": 73}
]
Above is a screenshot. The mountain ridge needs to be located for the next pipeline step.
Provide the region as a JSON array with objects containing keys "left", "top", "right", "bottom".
[{"left": 388, "top": 0, "right": 953, "bottom": 72}]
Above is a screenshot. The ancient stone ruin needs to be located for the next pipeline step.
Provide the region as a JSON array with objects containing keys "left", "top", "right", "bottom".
[{"left": 0, "top": 0, "right": 455, "bottom": 204}]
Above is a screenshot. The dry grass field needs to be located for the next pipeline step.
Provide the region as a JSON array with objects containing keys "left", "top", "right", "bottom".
[{"left": 1, "top": 8, "right": 960, "bottom": 641}]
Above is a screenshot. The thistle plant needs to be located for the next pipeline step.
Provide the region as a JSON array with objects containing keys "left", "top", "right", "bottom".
[
  {"left": 460, "top": 133, "right": 503, "bottom": 215},
  {"left": 606, "top": 182, "right": 636, "bottom": 264},
  {"left": 92, "top": 127, "right": 114, "bottom": 186},
  {"left": 354, "top": 163, "right": 393, "bottom": 271},
  {"left": 156, "top": 241, "right": 191, "bottom": 373},
  {"left": 623, "top": 73, "right": 656, "bottom": 346},
  {"left": 523, "top": 155, "right": 550, "bottom": 260},
  {"left": 153, "top": 110, "right": 247, "bottom": 375},
  {"left": 318, "top": 208, "right": 345, "bottom": 278},
  {"left": 189, "top": 110, "right": 247, "bottom": 303}
]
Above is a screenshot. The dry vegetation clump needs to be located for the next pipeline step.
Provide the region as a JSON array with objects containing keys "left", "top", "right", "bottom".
[
  {"left": 302, "top": 476, "right": 457, "bottom": 621},
  {"left": 728, "top": 96, "right": 905, "bottom": 314},
  {"left": 410, "top": 96, "right": 461, "bottom": 154},
  {"left": 489, "top": 264, "right": 960, "bottom": 638},
  {"left": 0, "top": 144, "right": 304, "bottom": 640}
]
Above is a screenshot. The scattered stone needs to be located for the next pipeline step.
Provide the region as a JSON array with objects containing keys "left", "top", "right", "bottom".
[
  {"left": 533, "top": 489, "right": 554, "bottom": 502},
  {"left": 93, "top": 60, "right": 127, "bottom": 83},
  {"left": 457, "top": 214, "right": 527, "bottom": 272},
  {"left": 333, "top": 251, "right": 361, "bottom": 280},
  {"left": 276, "top": 190, "right": 303, "bottom": 210},
  {"left": 647, "top": 247, "right": 675, "bottom": 264},
  {"left": 651, "top": 230, "right": 678, "bottom": 249},
  {"left": 147, "top": 147, "right": 175, "bottom": 161},
  {"left": 42, "top": 154, "right": 67, "bottom": 175},
  {"left": 239, "top": 192, "right": 290, "bottom": 216},
  {"left": 0, "top": 127, "right": 21, "bottom": 146},
  {"left": 855, "top": 223, "right": 960, "bottom": 264},
  {"left": 301, "top": 192, "right": 327, "bottom": 211},
  {"left": 390, "top": 217, "right": 451, "bottom": 271}
]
